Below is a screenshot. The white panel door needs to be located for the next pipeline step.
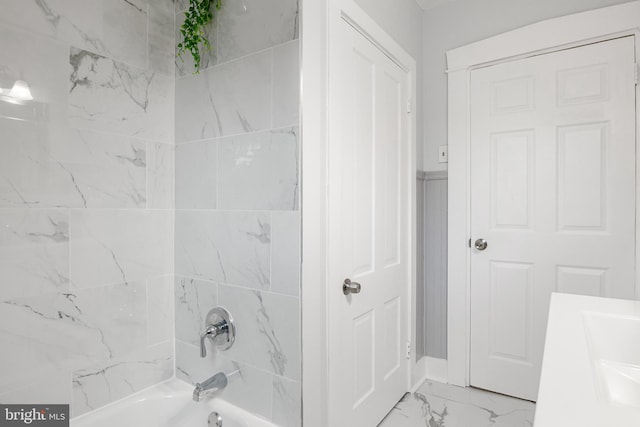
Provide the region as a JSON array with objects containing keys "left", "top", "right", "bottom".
[
  {"left": 327, "top": 16, "right": 411, "bottom": 427},
  {"left": 470, "top": 37, "right": 636, "bottom": 401}
]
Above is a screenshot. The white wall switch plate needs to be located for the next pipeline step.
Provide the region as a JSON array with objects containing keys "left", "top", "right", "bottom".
[{"left": 438, "top": 145, "right": 448, "bottom": 163}]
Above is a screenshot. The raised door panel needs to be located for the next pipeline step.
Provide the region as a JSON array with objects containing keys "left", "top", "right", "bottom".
[
  {"left": 378, "top": 70, "right": 402, "bottom": 269},
  {"left": 351, "top": 50, "right": 376, "bottom": 276},
  {"left": 489, "top": 261, "right": 533, "bottom": 364},
  {"left": 556, "top": 265, "right": 607, "bottom": 297},
  {"left": 556, "top": 64, "right": 608, "bottom": 106},
  {"left": 353, "top": 310, "right": 375, "bottom": 407},
  {"left": 491, "top": 130, "right": 534, "bottom": 230},
  {"left": 491, "top": 76, "right": 535, "bottom": 115},
  {"left": 382, "top": 297, "right": 401, "bottom": 379},
  {"left": 557, "top": 123, "right": 607, "bottom": 231}
]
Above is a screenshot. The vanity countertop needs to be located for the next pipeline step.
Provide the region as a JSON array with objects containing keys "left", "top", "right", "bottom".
[{"left": 534, "top": 293, "right": 640, "bottom": 426}]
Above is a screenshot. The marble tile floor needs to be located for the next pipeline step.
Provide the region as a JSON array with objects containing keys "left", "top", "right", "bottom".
[{"left": 379, "top": 380, "right": 535, "bottom": 427}]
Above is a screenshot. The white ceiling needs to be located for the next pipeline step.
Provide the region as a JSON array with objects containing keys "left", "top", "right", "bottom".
[{"left": 415, "top": 0, "right": 458, "bottom": 11}]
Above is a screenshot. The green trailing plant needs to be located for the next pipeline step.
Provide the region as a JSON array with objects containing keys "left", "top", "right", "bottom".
[{"left": 177, "top": 0, "right": 222, "bottom": 73}]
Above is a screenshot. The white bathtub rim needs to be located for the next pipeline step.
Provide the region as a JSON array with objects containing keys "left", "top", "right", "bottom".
[
  {"left": 71, "top": 376, "right": 276, "bottom": 427},
  {"left": 71, "top": 376, "right": 184, "bottom": 422}
]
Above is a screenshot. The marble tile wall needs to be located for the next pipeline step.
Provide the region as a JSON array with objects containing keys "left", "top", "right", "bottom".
[
  {"left": 0, "top": 0, "right": 175, "bottom": 418},
  {"left": 174, "top": 0, "right": 301, "bottom": 425},
  {"left": 1, "top": 0, "right": 301, "bottom": 423}
]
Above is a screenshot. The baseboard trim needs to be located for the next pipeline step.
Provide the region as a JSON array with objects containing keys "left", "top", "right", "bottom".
[{"left": 425, "top": 356, "right": 449, "bottom": 384}]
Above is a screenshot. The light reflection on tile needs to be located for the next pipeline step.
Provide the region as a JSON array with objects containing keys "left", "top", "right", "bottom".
[
  {"left": 0, "top": 24, "right": 68, "bottom": 123},
  {"left": 217, "top": 127, "right": 299, "bottom": 211}
]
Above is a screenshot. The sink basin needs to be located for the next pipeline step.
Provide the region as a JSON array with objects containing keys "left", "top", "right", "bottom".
[{"left": 583, "top": 312, "right": 640, "bottom": 409}]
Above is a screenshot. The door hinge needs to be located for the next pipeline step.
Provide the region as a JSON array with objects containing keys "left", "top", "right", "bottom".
[
  {"left": 405, "top": 341, "right": 411, "bottom": 359},
  {"left": 635, "top": 63, "right": 638, "bottom": 86},
  {"left": 468, "top": 238, "right": 471, "bottom": 248},
  {"left": 407, "top": 98, "right": 412, "bottom": 114}
]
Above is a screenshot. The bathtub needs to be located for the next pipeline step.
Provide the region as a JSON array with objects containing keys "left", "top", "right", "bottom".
[{"left": 71, "top": 378, "right": 276, "bottom": 427}]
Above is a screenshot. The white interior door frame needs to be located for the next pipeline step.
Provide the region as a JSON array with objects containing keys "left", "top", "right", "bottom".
[
  {"left": 446, "top": 0, "right": 640, "bottom": 388},
  {"left": 301, "top": 1, "right": 417, "bottom": 426}
]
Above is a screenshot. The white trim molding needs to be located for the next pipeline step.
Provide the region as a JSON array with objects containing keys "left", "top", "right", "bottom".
[
  {"left": 446, "top": 0, "right": 640, "bottom": 388},
  {"left": 447, "top": 1, "right": 640, "bottom": 71},
  {"left": 424, "top": 170, "right": 448, "bottom": 181},
  {"left": 424, "top": 356, "right": 449, "bottom": 386},
  {"left": 301, "top": 0, "right": 330, "bottom": 425},
  {"left": 415, "top": 0, "right": 458, "bottom": 12}
]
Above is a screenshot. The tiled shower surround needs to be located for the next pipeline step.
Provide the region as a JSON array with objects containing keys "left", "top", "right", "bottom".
[
  {"left": 0, "top": 0, "right": 301, "bottom": 425},
  {"left": 0, "top": 0, "right": 176, "bottom": 417},
  {"left": 174, "top": 0, "right": 301, "bottom": 425}
]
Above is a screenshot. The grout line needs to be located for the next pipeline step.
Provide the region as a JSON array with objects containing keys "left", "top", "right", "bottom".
[
  {"left": 173, "top": 275, "right": 299, "bottom": 300},
  {"left": 62, "top": 124, "right": 175, "bottom": 147},
  {"left": 269, "top": 211, "right": 273, "bottom": 293},
  {"left": 145, "top": 2, "right": 150, "bottom": 71},
  {"left": 174, "top": 39, "right": 300, "bottom": 82},
  {"left": 174, "top": 208, "right": 300, "bottom": 214},
  {"left": 215, "top": 5, "right": 220, "bottom": 67},
  {"left": 270, "top": 47, "right": 275, "bottom": 129},
  {"left": 176, "top": 338, "right": 297, "bottom": 383},
  {"left": 175, "top": 124, "right": 299, "bottom": 146},
  {"left": 215, "top": 136, "right": 220, "bottom": 209}
]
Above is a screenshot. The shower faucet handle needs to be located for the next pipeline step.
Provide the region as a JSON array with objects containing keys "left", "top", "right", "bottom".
[
  {"left": 199, "top": 324, "right": 218, "bottom": 357},
  {"left": 199, "top": 307, "right": 236, "bottom": 358}
]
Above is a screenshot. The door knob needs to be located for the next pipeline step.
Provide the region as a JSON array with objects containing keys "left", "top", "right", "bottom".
[
  {"left": 474, "top": 238, "right": 488, "bottom": 251},
  {"left": 343, "top": 278, "right": 361, "bottom": 295}
]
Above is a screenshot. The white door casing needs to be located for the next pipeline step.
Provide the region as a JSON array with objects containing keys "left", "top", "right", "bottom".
[
  {"left": 326, "top": 6, "right": 415, "bottom": 427},
  {"left": 446, "top": 1, "right": 640, "bottom": 389},
  {"left": 469, "top": 37, "right": 637, "bottom": 401}
]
